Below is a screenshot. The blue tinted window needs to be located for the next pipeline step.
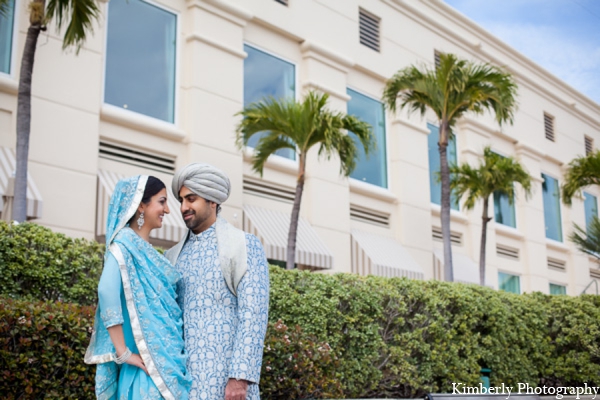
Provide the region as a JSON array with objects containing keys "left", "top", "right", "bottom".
[
  {"left": 494, "top": 191, "right": 516, "bottom": 228},
  {"left": 549, "top": 283, "right": 566, "bottom": 295},
  {"left": 105, "top": 0, "right": 177, "bottom": 122},
  {"left": 243, "top": 45, "right": 295, "bottom": 160},
  {"left": 346, "top": 89, "right": 387, "bottom": 188},
  {"left": 542, "top": 173, "right": 562, "bottom": 241},
  {"left": 0, "top": 0, "right": 15, "bottom": 74},
  {"left": 428, "top": 123, "right": 458, "bottom": 209},
  {"left": 498, "top": 272, "right": 520, "bottom": 294},
  {"left": 584, "top": 192, "right": 598, "bottom": 232}
]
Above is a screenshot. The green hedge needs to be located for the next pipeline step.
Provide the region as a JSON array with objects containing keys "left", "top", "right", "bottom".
[
  {"left": 1, "top": 222, "right": 599, "bottom": 398},
  {"left": 0, "top": 221, "right": 103, "bottom": 305}
]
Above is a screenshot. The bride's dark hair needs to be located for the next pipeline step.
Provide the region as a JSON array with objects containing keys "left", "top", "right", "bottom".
[{"left": 141, "top": 176, "right": 166, "bottom": 204}]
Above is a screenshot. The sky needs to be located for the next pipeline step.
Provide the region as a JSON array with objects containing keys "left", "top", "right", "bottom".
[{"left": 443, "top": 0, "right": 600, "bottom": 105}]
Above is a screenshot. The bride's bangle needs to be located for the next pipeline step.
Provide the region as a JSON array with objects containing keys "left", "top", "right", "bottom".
[{"left": 114, "top": 348, "right": 132, "bottom": 364}]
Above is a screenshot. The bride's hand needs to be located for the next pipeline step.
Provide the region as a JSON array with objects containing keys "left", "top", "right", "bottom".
[{"left": 126, "top": 353, "right": 149, "bottom": 375}]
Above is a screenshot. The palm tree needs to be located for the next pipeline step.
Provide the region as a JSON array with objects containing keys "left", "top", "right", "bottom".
[
  {"left": 236, "top": 90, "right": 374, "bottom": 270},
  {"left": 383, "top": 53, "right": 518, "bottom": 281},
  {"left": 0, "top": 0, "right": 100, "bottom": 222},
  {"left": 561, "top": 151, "right": 600, "bottom": 205},
  {"left": 449, "top": 147, "right": 532, "bottom": 285}
]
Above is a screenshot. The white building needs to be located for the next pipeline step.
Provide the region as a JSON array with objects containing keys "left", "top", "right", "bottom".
[{"left": 1, "top": 0, "right": 599, "bottom": 295}]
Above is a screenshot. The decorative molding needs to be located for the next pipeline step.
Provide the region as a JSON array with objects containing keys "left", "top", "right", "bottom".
[
  {"left": 100, "top": 104, "right": 186, "bottom": 142},
  {"left": 349, "top": 179, "right": 397, "bottom": 204},
  {"left": 300, "top": 41, "right": 355, "bottom": 73},
  {"left": 430, "top": 203, "right": 469, "bottom": 225},
  {"left": 186, "top": 33, "right": 247, "bottom": 59},
  {"left": 546, "top": 238, "right": 570, "bottom": 254},
  {"left": 301, "top": 80, "right": 350, "bottom": 102},
  {"left": 353, "top": 62, "right": 388, "bottom": 82},
  {"left": 515, "top": 141, "right": 544, "bottom": 161},
  {"left": 495, "top": 223, "right": 525, "bottom": 240},
  {"left": 242, "top": 147, "right": 298, "bottom": 176},
  {"left": 0, "top": 75, "right": 18, "bottom": 95},
  {"left": 188, "top": 0, "right": 253, "bottom": 27},
  {"left": 391, "top": 117, "right": 430, "bottom": 135}
]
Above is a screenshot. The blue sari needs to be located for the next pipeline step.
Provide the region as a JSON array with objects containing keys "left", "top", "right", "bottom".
[{"left": 85, "top": 175, "right": 191, "bottom": 399}]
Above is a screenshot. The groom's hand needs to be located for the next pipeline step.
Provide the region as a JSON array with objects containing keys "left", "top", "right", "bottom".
[{"left": 225, "top": 378, "right": 248, "bottom": 400}]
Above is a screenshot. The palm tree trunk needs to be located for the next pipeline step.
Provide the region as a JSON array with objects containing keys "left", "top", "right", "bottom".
[
  {"left": 479, "top": 198, "right": 492, "bottom": 286},
  {"left": 287, "top": 154, "right": 306, "bottom": 270},
  {"left": 439, "top": 120, "right": 453, "bottom": 281},
  {"left": 13, "top": 0, "right": 45, "bottom": 222}
]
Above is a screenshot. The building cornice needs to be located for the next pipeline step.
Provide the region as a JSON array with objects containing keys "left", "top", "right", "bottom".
[
  {"left": 419, "top": 0, "right": 600, "bottom": 122},
  {"left": 300, "top": 41, "right": 355, "bottom": 73},
  {"left": 187, "top": 0, "right": 253, "bottom": 27},
  {"left": 0, "top": 74, "right": 18, "bottom": 95},
  {"left": 185, "top": 33, "right": 247, "bottom": 59},
  {"left": 100, "top": 104, "right": 186, "bottom": 142}
]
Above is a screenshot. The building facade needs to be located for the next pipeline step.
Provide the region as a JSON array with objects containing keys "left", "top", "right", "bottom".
[{"left": 1, "top": 0, "right": 599, "bottom": 295}]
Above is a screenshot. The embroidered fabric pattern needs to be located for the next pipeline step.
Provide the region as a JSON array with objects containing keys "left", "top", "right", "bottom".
[
  {"left": 100, "top": 307, "right": 124, "bottom": 328},
  {"left": 177, "top": 226, "right": 269, "bottom": 400}
]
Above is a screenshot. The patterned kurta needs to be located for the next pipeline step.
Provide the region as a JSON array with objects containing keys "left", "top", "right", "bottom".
[{"left": 176, "top": 224, "right": 269, "bottom": 400}]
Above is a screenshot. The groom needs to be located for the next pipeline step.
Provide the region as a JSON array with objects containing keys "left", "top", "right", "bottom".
[{"left": 165, "top": 163, "right": 270, "bottom": 400}]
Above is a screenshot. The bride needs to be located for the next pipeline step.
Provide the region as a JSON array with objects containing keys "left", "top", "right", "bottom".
[{"left": 85, "top": 175, "right": 190, "bottom": 399}]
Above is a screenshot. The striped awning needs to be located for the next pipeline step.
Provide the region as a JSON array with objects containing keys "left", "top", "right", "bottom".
[
  {"left": 96, "top": 169, "right": 187, "bottom": 243},
  {"left": 351, "top": 229, "right": 424, "bottom": 279},
  {"left": 433, "top": 249, "right": 486, "bottom": 285},
  {"left": 243, "top": 204, "right": 334, "bottom": 269},
  {"left": 0, "top": 146, "right": 43, "bottom": 219}
]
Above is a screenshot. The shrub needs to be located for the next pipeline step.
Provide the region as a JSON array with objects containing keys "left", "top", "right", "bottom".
[
  {"left": 0, "top": 221, "right": 103, "bottom": 305},
  {"left": 0, "top": 297, "right": 96, "bottom": 399},
  {"left": 260, "top": 319, "right": 343, "bottom": 399}
]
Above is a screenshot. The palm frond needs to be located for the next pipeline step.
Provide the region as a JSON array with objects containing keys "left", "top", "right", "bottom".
[
  {"left": 46, "top": 0, "right": 101, "bottom": 52},
  {"left": 562, "top": 151, "right": 600, "bottom": 205},
  {"left": 236, "top": 90, "right": 375, "bottom": 177},
  {"left": 384, "top": 53, "right": 518, "bottom": 140},
  {"left": 449, "top": 146, "right": 532, "bottom": 211},
  {"left": 569, "top": 218, "right": 600, "bottom": 262},
  {"left": 0, "top": 0, "right": 11, "bottom": 18}
]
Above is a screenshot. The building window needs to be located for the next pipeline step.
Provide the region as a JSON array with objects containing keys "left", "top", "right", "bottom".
[
  {"left": 544, "top": 112, "right": 555, "bottom": 142},
  {"left": 428, "top": 123, "right": 458, "bottom": 210},
  {"left": 346, "top": 89, "right": 387, "bottom": 188},
  {"left": 584, "top": 192, "right": 598, "bottom": 232},
  {"left": 0, "top": 0, "right": 15, "bottom": 74},
  {"left": 498, "top": 272, "right": 520, "bottom": 294},
  {"left": 542, "top": 173, "right": 562, "bottom": 241},
  {"left": 359, "top": 8, "right": 380, "bottom": 52},
  {"left": 104, "top": 0, "right": 177, "bottom": 123},
  {"left": 549, "top": 283, "right": 566, "bottom": 295},
  {"left": 585, "top": 135, "right": 594, "bottom": 156},
  {"left": 493, "top": 191, "right": 517, "bottom": 228},
  {"left": 243, "top": 44, "right": 296, "bottom": 160}
]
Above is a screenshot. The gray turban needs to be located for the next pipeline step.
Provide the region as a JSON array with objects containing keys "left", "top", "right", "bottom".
[{"left": 172, "top": 163, "right": 231, "bottom": 204}]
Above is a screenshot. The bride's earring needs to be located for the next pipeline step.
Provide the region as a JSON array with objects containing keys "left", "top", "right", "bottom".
[{"left": 137, "top": 212, "right": 145, "bottom": 229}]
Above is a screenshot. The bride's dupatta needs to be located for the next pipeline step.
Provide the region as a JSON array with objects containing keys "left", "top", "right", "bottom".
[{"left": 85, "top": 175, "right": 190, "bottom": 400}]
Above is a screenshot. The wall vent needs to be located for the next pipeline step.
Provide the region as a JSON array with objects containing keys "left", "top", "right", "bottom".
[
  {"left": 434, "top": 50, "right": 442, "bottom": 69},
  {"left": 350, "top": 205, "right": 390, "bottom": 227},
  {"left": 496, "top": 244, "right": 519, "bottom": 260},
  {"left": 432, "top": 227, "right": 462, "bottom": 246},
  {"left": 243, "top": 177, "right": 295, "bottom": 203},
  {"left": 359, "top": 8, "right": 380, "bottom": 52},
  {"left": 544, "top": 113, "right": 555, "bottom": 142},
  {"left": 547, "top": 257, "right": 566, "bottom": 272},
  {"left": 585, "top": 135, "right": 594, "bottom": 156},
  {"left": 590, "top": 268, "right": 600, "bottom": 280},
  {"left": 99, "top": 141, "right": 175, "bottom": 173},
  {"left": 274, "top": 0, "right": 288, "bottom": 5}
]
